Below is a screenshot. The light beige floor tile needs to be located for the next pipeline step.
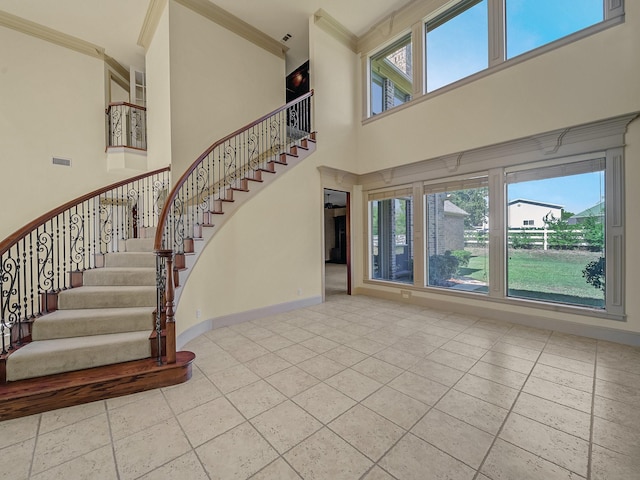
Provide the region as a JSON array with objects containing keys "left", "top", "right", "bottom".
[
  {"left": 362, "top": 466, "right": 396, "bottom": 480},
  {"left": 244, "top": 352, "right": 293, "bottom": 378},
  {"left": 281, "top": 327, "right": 317, "bottom": 343},
  {"left": 266, "top": 366, "right": 319, "bottom": 397},
  {"left": 284, "top": 427, "right": 372, "bottom": 480},
  {"left": 408, "top": 358, "right": 465, "bottom": 387},
  {"left": 325, "top": 345, "right": 368, "bottom": 367},
  {"left": 481, "top": 350, "right": 535, "bottom": 374},
  {"left": 177, "top": 396, "right": 244, "bottom": 447},
  {"left": 531, "top": 363, "right": 594, "bottom": 393},
  {"left": 300, "top": 335, "right": 340, "bottom": 353},
  {"left": 163, "top": 374, "right": 222, "bottom": 415},
  {"left": 379, "top": 433, "right": 475, "bottom": 480},
  {"left": 364, "top": 329, "right": 402, "bottom": 346},
  {"left": 32, "top": 413, "right": 110, "bottom": 474},
  {"left": 197, "top": 422, "right": 278, "bottom": 480},
  {"left": 543, "top": 344, "right": 595, "bottom": 364},
  {"left": 0, "top": 414, "right": 40, "bottom": 449},
  {"left": 490, "top": 341, "right": 540, "bottom": 362},
  {"left": 590, "top": 444, "right": 640, "bottom": 480},
  {"left": 255, "top": 334, "right": 295, "bottom": 352},
  {"left": 206, "top": 363, "right": 260, "bottom": 393},
  {"left": 391, "top": 338, "right": 438, "bottom": 357},
  {"left": 411, "top": 408, "right": 493, "bottom": 468},
  {"left": 454, "top": 332, "right": 496, "bottom": 349},
  {"left": 454, "top": 374, "right": 519, "bottom": 410},
  {"left": 241, "top": 326, "right": 275, "bottom": 342},
  {"left": 421, "top": 324, "right": 461, "bottom": 340},
  {"left": 499, "top": 413, "right": 589, "bottom": 476},
  {"left": 203, "top": 326, "right": 238, "bottom": 341},
  {"left": 538, "top": 353, "right": 593, "bottom": 377},
  {"left": 329, "top": 405, "right": 404, "bottom": 461},
  {"left": 226, "top": 380, "right": 287, "bottom": 418},
  {"left": 426, "top": 348, "right": 478, "bottom": 371},
  {"left": 114, "top": 417, "right": 191, "bottom": 480},
  {"left": 500, "top": 334, "right": 546, "bottom": 352},
  {"left": 352, "top": 357, "right": 404, "bottom": 384},
  {"left": 321, "top": 329, "right": 361, "bottom": 344},
  {"left": 298, "top": 355, "right": 346, "bottom": 380},
  {"left": 547, "top": 332, "right": 597, "bottom": 352},
  {"left": 266, "top": 322, "right": 297, "bottom": 335},
  {"left": 388, "top": 371, "right": 449, "bottom": 406},
  {"left": 105, "top": 389, "right": 158, "bottom": 410},
  {"left": 373, "top": 347, "right": 420, "bottom": 370},
  {"left": 225, "top": 341, "right": 270, "bottom": 363},
  {"left": 109, "top": 391, "right": 173, "bottom": 440},
  {"left": 275, "top": 344, "right": 318, "bottom": 364},
  {"left": 292, "top": 383, "right": 357, "bottom": 424},
  {"left": 137, "top": 451, "right": 208, "bottom": 480},
  {"left": 325, "top": 369, "right": 382, "bottom": 402},
  {"left": 196, "top": 350, "right": 240, "bottom": 376},
  {"left": 0, "top": 438, "right": 35, "bottom": 480},
  {"left": 523, "top": 376, "right": 592, "bottom": 413},
  {"left": 593, "top": 394, "right": 640, "bottom": 428},
  {"left": 345, "top": 337, "right": 387, "bottom": 355},
  {"left": 513, "top": 393, "right": 590, "bottom": 440},
  {"left": 592, "top": 416, "right": 640, "bottom": 457},
  {"left": 362, "top": 386, "right": 430, "bottom": 430},
  {"left": 441, "top": 339, "right": 488, "bottom": 359},
  {"left": 31, "top": 445, "right": 117, "bottom": 480},
  {"left": 39, "top": 401, "right": 106, "bottom": 435},
  {"left": 251, "top": 400, "right": 322, "bottom": 453},
  {"left": 252, "top": 458, "right": 301, "bottom": 479},
  {"left": 436, "top": 389, "right": 509, "bottom": 435},
  {"left": 596, "top": 342, "right": 640, "bottom": 373},
  {"left": 595, "top": 378, "right": 640, "bottom": 405},
  {"left": 507, "top": 325, "right": 551, "bottom": 342},
  {"left": 468, "top": 361, "right": 528, "bottom": 389},
  {"left": 595, "top": 364, "right": 640, "bottom": 388},
  {"left": 481, "top": 438, "right": 583, "bottom": 480}
]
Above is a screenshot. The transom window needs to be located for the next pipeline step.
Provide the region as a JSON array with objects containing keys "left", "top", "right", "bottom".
[{"left": 370, "top": 34, "right": 413, "bottom": 115}]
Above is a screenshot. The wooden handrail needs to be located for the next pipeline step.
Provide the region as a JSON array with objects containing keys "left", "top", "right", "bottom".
[
  {"left": 153, "top": 90, "right": 314, "bottom": 251},
  {"left": 105, "top": 102, "right": 147, "bottom": 114},
  {"left": 0, "top": 167, "right": 170, "bottom": 257}
]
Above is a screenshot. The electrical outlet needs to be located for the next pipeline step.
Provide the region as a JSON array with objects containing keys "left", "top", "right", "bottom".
[
  {"left": 196, "top": 309, "right": 201, "bottom": 319},
  {"left": 297, "top": 288, "right": 302, "bottom": 296},
  {"left": 401, "top": 290, "right": 411, "bottom": 299}
]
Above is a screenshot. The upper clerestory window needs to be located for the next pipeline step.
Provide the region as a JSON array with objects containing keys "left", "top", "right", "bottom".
[{"left": 370, "top": 33, "right": 413, "bottom": 116}]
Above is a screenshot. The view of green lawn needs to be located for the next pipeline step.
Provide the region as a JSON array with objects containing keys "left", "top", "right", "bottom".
[{"left": 458, "top": 248, "right": 604, "bottom": 307}]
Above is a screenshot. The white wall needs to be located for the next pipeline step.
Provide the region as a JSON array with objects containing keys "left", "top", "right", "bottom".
[
  {"left": 146, "top": 4, "right": 173, "bottom": 172},
  {"left": 508, "top": 203, "right": 561, "bottom": 228},
  {"left": 0, "top": 27, "right": 133, "bottom": 241},
  {"left": 167, "top": 1, "right": 285, "bottom": 178}
]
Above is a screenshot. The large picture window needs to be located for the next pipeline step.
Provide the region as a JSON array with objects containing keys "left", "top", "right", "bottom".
[
  {"left": 425, "top": 181, "right": 489, "bottom": 292},
  {"left": 506, "top": 159, "right": 606, "bottom": 308},
  {"left": 370, "top": 195, "right": 414, "bottom": 284}
]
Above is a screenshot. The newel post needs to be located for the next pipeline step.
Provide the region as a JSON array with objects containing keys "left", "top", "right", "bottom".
[{"left": 157, "top": 249, "right": 176, "bottom": 364}]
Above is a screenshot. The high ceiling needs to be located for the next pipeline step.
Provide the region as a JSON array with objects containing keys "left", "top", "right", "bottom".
[{"left": 0, "top": 0, "right": 413, "bottom": 70}]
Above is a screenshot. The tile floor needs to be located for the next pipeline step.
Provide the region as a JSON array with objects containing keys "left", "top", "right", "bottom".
[{"left": 2, "top": 292, "right": 640, "bottom": 479}]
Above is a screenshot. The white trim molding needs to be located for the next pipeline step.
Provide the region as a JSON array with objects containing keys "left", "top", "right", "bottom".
[
  {"left": 138, "top": 0, "right": 168, "bottom": 49},
  {"left": 313, "top": 9, "right": 358, "bottom": 53},
  {"left": 0, "top": 9, "right": 105, "bottom": 59}
]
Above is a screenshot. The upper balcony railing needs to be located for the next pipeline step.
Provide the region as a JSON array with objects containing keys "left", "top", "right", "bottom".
[{"left": 106, "top": 102, "right": 147, "bottom": 150}]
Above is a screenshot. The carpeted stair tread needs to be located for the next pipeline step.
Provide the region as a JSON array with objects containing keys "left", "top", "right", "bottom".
[
  {"left": 5, "top": 331, "right": 152, "bottom": 382},
  {"left": 32, "top": 307, "right": 155, "bottom": 340},
  {"left": 104, "top": 252, "right": 156, "bottom": 268},
  {"left": 57, "top": 286, "right": 156, "bottom": 310},
  {"left": 124, "top": 237, "right": 155, "bottom": 252},
  {"left": 83, "top": 267, "right": 156, "bottom": 286}
]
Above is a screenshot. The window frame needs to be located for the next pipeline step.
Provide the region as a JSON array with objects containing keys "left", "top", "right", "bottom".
[{"left": 363, "top": 0, "right": 625, "bottom": 121}]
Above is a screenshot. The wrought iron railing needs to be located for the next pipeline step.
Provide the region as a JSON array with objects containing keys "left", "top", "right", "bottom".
[
  {"left": 0, "top": 168, "right": 170, "bottom": 356},
  {"left": 154, "top": 91, "right": 314, "bottom": 364},
  {"left": 106, "top": 102, "right": 147, "bottom": 150}
]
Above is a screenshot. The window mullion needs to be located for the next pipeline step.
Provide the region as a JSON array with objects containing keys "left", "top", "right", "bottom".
[
  {"left": 487, "top": 0, "right": 505, "bottom": 68},
  {"left": 488, "top": 168, "right": 505, "bottom": 299},
  {"left": 605, "top": 147, "right": 625, "bottom": 315},
  {"left": 605, "top": 0, "right": 624, "bottom": 20}
]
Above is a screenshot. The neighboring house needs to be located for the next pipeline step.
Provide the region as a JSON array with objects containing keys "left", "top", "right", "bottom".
[
  {"left": 443, "top": 200, "right": 469, "bottom": 251},
  {"left": 568, "top": 201, "right": 605, "bottom": 225},
  {"left": 508, "top": 199, "right": 563, "bottom": 228}
]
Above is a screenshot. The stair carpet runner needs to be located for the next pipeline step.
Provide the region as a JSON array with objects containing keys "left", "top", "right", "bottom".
[{"left": 5, "top": 236, "right": 157, "bottom": 382}]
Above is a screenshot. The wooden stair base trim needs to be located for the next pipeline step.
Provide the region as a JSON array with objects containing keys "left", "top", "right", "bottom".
[
  {"left": 70, "top": 271, "right": 84, "bottom": 288},
  {"left": 0, "top": 351, "right": 195, "bottom": 421}
]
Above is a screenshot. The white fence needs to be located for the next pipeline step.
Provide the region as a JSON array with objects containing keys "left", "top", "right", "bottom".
[{"left": 464, "top": 228, "right": 598, "bottom": 250}]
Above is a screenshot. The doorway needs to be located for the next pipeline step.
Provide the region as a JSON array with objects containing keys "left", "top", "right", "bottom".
[{"left": 324, "top": 188, "right": 351, "bottom": 296}]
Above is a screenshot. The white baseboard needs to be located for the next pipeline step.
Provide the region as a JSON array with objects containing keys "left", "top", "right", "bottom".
[{"left": 177, "top": 296, "right": 323, "bottom": 350}]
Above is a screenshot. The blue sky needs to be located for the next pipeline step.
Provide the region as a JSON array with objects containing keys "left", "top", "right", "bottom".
[{"left": 508, "top": 171, "right": 605, "bottom": 214}]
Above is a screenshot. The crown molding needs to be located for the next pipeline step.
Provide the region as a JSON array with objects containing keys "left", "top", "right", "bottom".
[
  {"left": 104, "top": 54, "right": 129, "bottom": 81},
  {"left": 138, "top": 0, "right": 168, "bottom": 49},
  {"left": 0, "top": 9, "right": 105, "bottom": 59},
  {"left": 313, "top": 9, "right": 357, "bottom": 53},
  {"left": 174, "top": 0, "right": 287, "bottom": 59}
]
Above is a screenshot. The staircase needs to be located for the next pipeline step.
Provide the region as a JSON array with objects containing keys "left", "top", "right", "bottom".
[{"left": 0, "top": 92, "right": 315, "bottom": 420}]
